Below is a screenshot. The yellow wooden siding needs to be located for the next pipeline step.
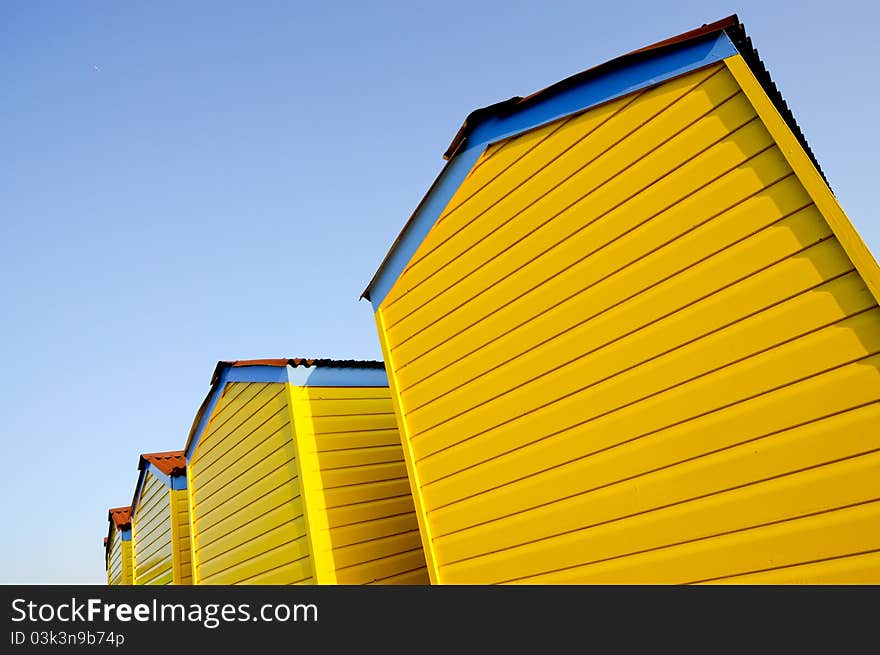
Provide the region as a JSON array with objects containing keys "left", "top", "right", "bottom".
[
  {"left": 107, "top": 531, "right": 123, "bottom": 585},
  {"left": 377, "top": 62, "right": 880, "bottom": 583},
  {"left": 289, "top": 386, "right": 429, "bottom": 585},
  {"left": 170, "top": 488, "right": 193, "bottom": 585},
  {"left": 121, "top": 541, "right": 133, "bottom": 585},
  {"left": 189, "top": 382, "right": 314, "bottom": 585},
  {"left": 133, "top": 472, "right": 173, "bottom": 585}
]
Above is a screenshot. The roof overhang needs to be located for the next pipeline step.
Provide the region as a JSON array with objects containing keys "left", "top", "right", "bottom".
[
  {"left": 105, "top": 506, "right": 132, "bottom": 558},
  {"left": 130, "top": 451, "right": 188, "bottom": 517},
  {"left": 184, "top": 358, "right": 389, "bottom": 461},
  {"left": 360, "top": 14, "right": 828, "bottom": 308}
]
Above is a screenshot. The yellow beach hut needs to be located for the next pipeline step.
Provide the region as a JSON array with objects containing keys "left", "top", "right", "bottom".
[
  {"left": 361, "top": 16, "right": 880, "bottom": 584},
  {"left": 183, "top": 358, "right": 429, "bottom": 585},
  {"left": 105, "top": 506, "right": 133, "bottom": 585},
  {"left": 130, "top": 451, "right": 193, "bottom": 585}
]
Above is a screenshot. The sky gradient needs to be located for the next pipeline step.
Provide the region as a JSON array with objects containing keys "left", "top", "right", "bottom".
[{"left": 1, "top": 0, "right": 877, "bottom": 583}]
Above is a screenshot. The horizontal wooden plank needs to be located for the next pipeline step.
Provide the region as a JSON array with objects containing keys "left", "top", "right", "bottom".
[
  {"left": 135, "top": 546, "right": 171, "bottom": 575},
  {"left": 201, "top": 544, "right": 312, "bottom": 585},
  {"left": 315, "top": 445, "right": 406, "bottom": 471},
  {"left": 500, "top": 500, "right": 880, "bottom": 584},
  {"left": 199, "top": 517, "right": 310, "bottom": 579},
  {"left": 697, "top": 550, "right": 880, "bottom": 584},
  {"left": 308, "top": 413, "right": 400, "bottom": 435},
  {"left": 138, "top": 568, "right": 173, "bottom": 586},
  {"left": 304, "top": 397, "right": 397, "bottom": 418},
  {"left": 460, "top": 64, "right": 729, "bottom": 204},
  {"left": 311, "top": 416, "right": 397, "bottom": 434},
  {"left": 427, "top": 379, "right": 880, "bottom": 536},
  {"left": 395, "top": 147, "right": 796, "bottom": 407},
  {"left": 453, "top": 65, "right": 684, "bottom": 200},
  {"left": 209, "top": 382, "right": 251, "bottom": 421},
  {"left": 330, "top": 530, "right": 424, "bottom": 569},
  {"left": 193, "top": 392, "right": 289, "bottom": 477},
  {"left": 193, "top": 417, "right": 293, "bottom": 502},
  {"left": 293, "top": 386, "right": 391, "bottom": 401},
  {"left": 442, "top": 454, "right": 880, "bottom": 583},
  {"left": 136, "top": 557, "right": 172, "bottom": 584},
  {"left": 231, "top": 556, "right": 313, "bottom": 586},
  {"left": 192, "top": 383, "right": 271, "bottom": 461},
  {"left": 135, "top": 477, "right": 167, "bottom": 518},
  {"left": 323, "top": 477, "right": 413, "bottom": 509},
  {"left": 133, "top": 499, "right": 171, "bottom": 543},
  {"left": 389, "top": 100, "right": 764, "bottom": 348},
  {"left": 194, "top": 461, "right": 300, "bottom": 526},
  {"left": 418, "top": 309, "right": 880, "bottom": 522},
  {"left": 326, "top": 513, "right": 424, "bottom": 550},
  {"left": 135, "top": 557, "right": 169, "bottom": 583},
  {"left": 211, "top": 381, "right": 267, "bottom": 422},
  {"left": 319, "top": 461, "right": 412, "bottom": 489},
  {"left": 418, "top": 241, "right": 860, "bottom": 491},
  {"left": 335, "top": 548, "right": 430, "bottom": 585},
  {"left": 434, "top": 403, "right": 880, "bottom": 562},
  {"left": 409, "top": 210, "right": 844, "bottom": 459},
  {"left": 197, "top": 484, "right": 303, "bottom": 543},
  {"left": 458, "top": 110, "right": 580, "bottom": 197},
  {"left": 368, "top": 566, "right": 431, "bottom": 585},
  {"left": 134, "top": 523, "right": 172, "bottom": 559},
  {"left": 194, "top": 435, "right": 296, "bottom": 510},
  {"left": 134, "top": 525, "right": 172, "bottom": 564},
  {"left": 313, "top": 429, "right": 404, "bottom": 453},
  {"left": 134, "top": 513, "right": 172, "bottom": 550},
  {"left": 391, "top": 117, "right": 771, "bottom": 371},
  {"left": 400, "top": 153, "right": 801, "bottom": 406},
  {"left": 415, "top": 256, "right": 872, "bottom": 457},
  {"left": 198, "top": 499, "right": 305, "bottom": 564},
  {"left": 410, "top": 209, "right": 855, "bottom": 436},
  {"left": 325, "top": 495, "right": 418, "bottom": 529}
]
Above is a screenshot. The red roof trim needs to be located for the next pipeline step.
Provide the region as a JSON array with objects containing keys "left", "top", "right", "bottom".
[{"left": 139, "top": 451, "right": 187, "bottom": 476}]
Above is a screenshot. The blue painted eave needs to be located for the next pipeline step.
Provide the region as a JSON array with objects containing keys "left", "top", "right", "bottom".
[
  {"left": 362, "top": 31, "right": 738, "bottom": 310},
  {"left": 464, "top": 33, "right": 735, "bottom": 154},
  {"left": 185, "top": 362, "right": 390, "bottom": 461}
]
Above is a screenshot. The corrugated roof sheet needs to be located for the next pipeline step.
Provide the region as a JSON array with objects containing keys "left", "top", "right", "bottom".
[
  {"left": 722, "top": 19, "right": 826, "bottom": 185},
  {"left": 107, "top": 506, "right": 131, "bottom": 530},
  {"left": 139, "top": 450, "right": 186, "bottom": 476}
]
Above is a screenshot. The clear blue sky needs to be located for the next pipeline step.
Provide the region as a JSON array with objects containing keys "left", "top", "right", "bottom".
[{"left": 1, "top": 1, "right": 877, "bottom": 583}]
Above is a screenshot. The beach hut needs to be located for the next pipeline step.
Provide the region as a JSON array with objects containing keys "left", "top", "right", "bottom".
[
  {"left": 183, "top": 358, "right": 429, "bottom": 585},
  {"left": 105, "top": 507, "right": 133, "bottom": 585},
  {"left": 130, "top": 451, "right": 193, "bottom": 585},
  {"left": 361, "top": 15, "right": 880, "bottom": 583}
]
